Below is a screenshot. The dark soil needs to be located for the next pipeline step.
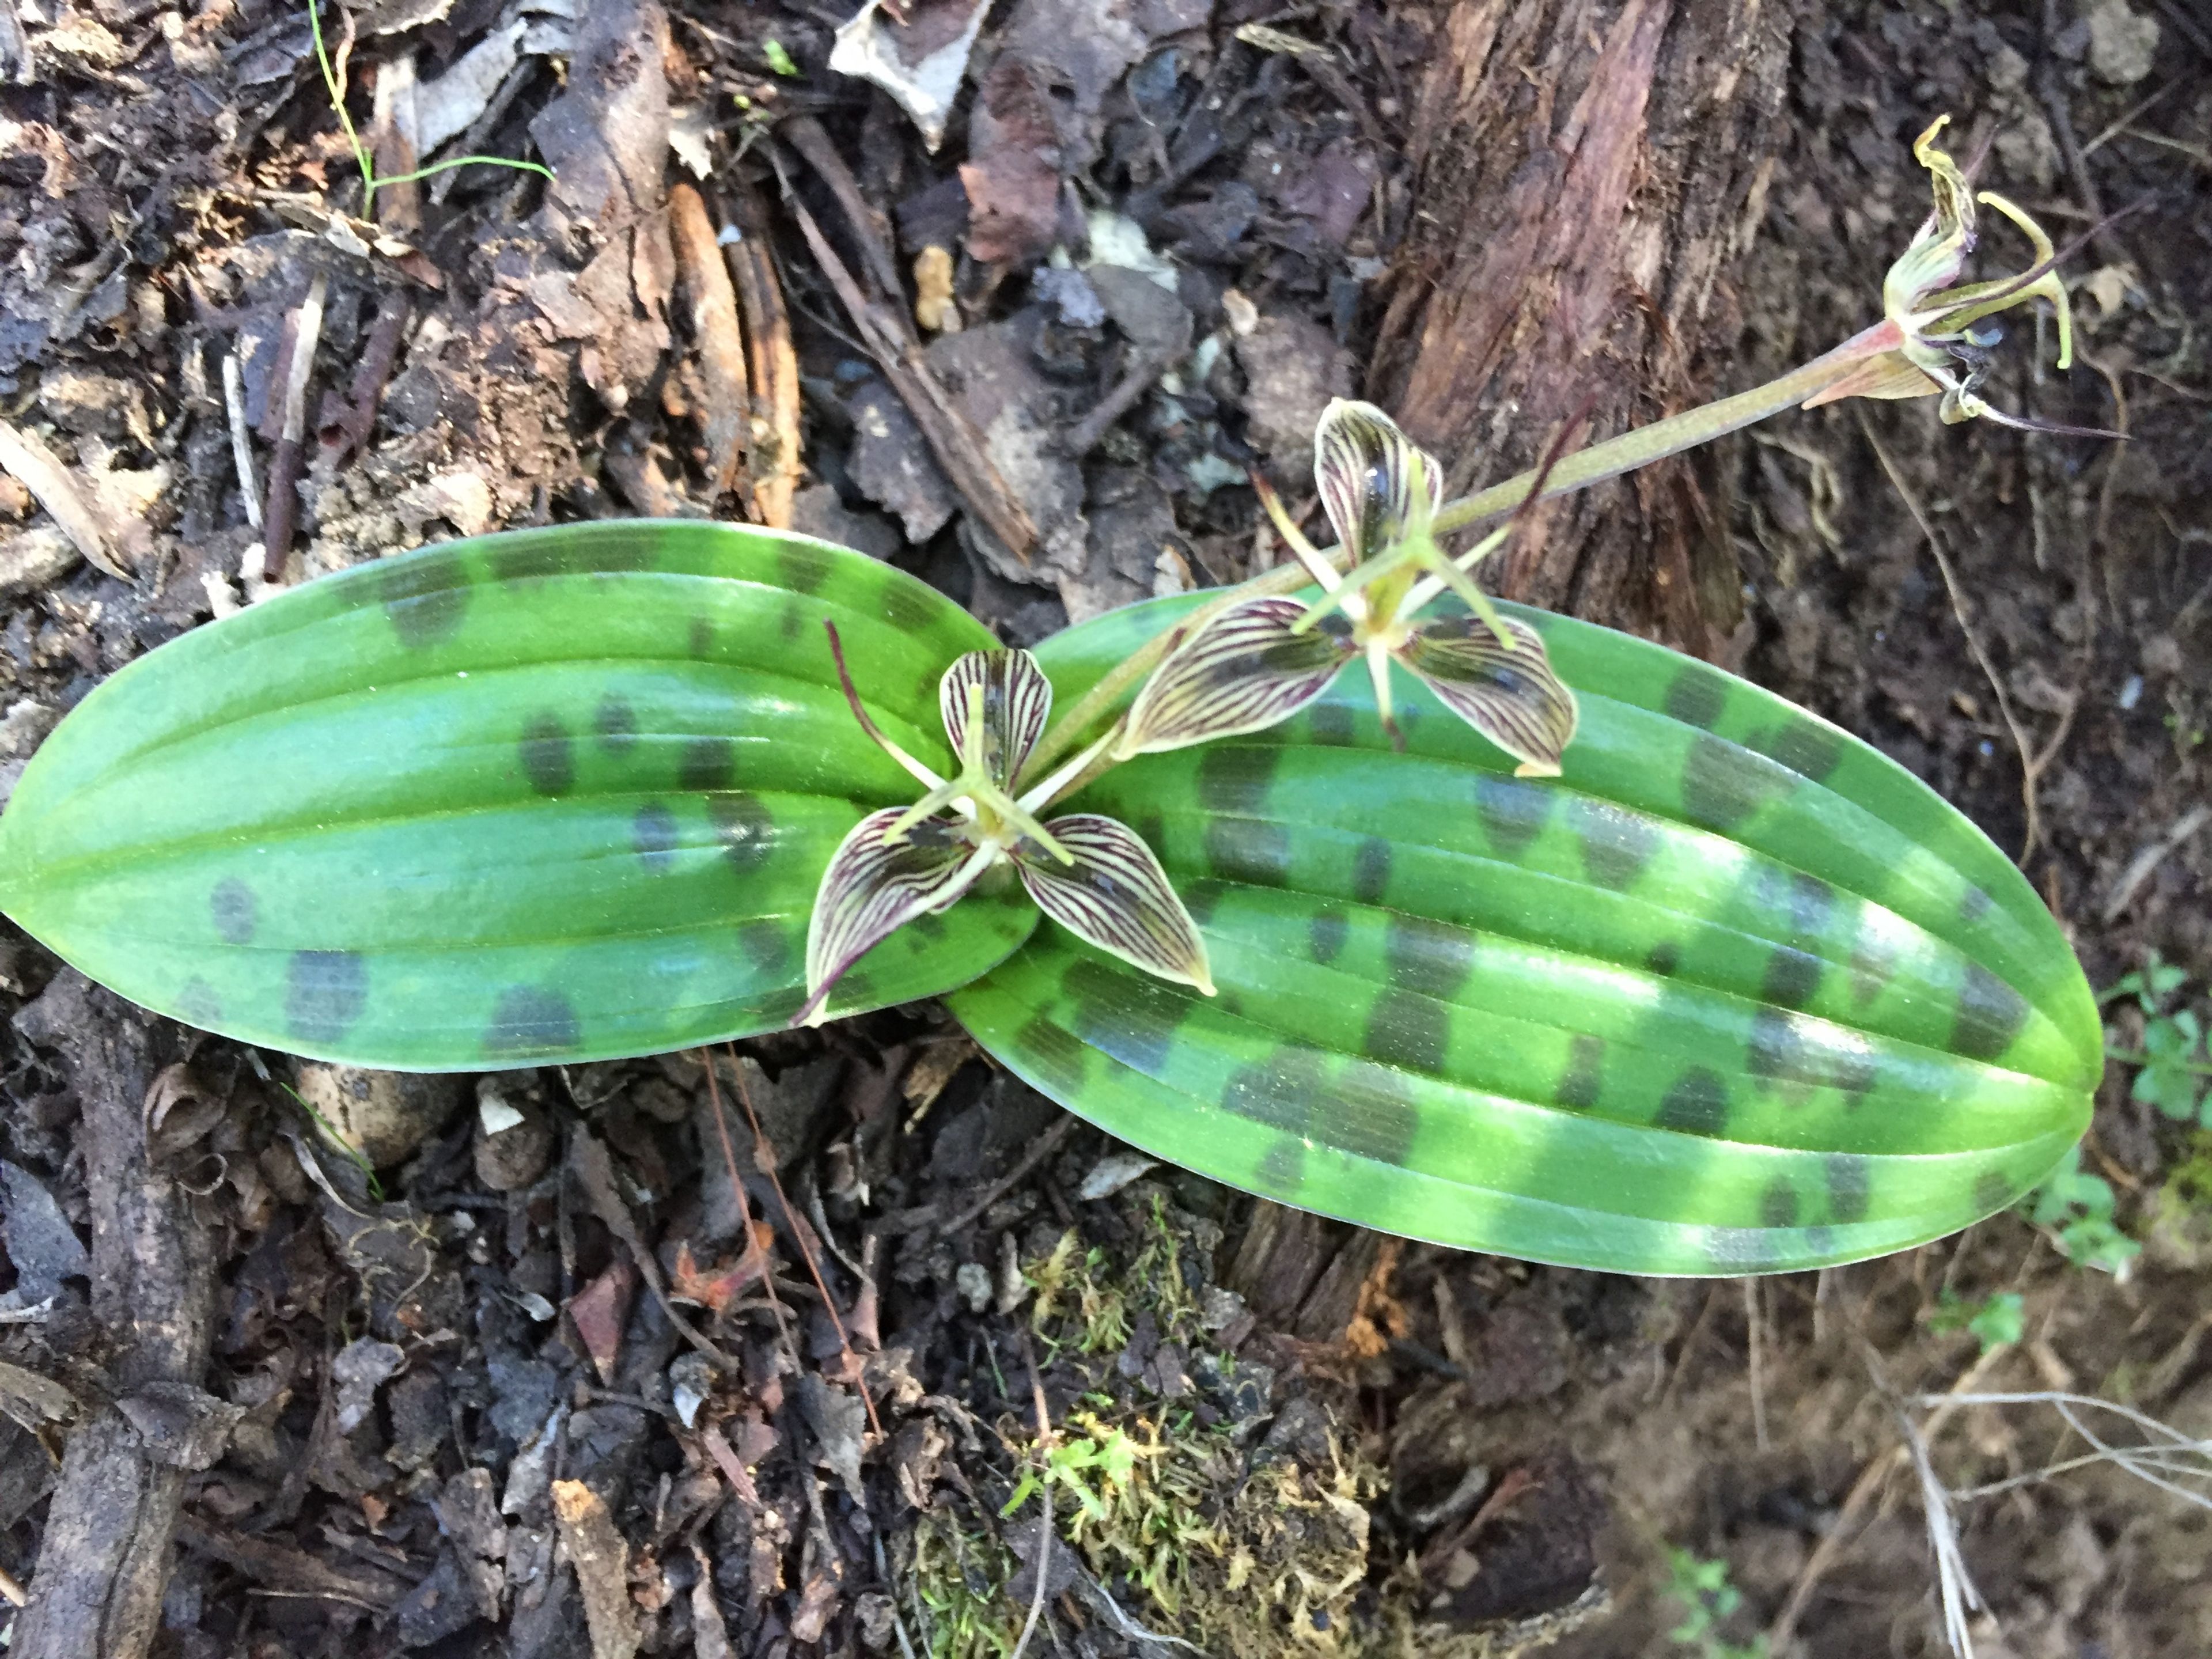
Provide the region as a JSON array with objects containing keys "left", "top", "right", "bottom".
[{"left": 0, "top": 2, "right": 2207, "bottom": 1657}]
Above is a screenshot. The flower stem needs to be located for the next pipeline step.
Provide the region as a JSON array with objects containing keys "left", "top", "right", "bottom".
[{"left": 1018, "top": 329, "right": 1883, "bottom": 789}]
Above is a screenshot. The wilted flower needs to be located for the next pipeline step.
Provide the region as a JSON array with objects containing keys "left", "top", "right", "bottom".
[
  {"left": 797, "top": 630, "right": 1212, "bottom": 1026},
  {"left": 1806, "top": 116, "right": 2077, "bottom": 430},
  {"left": 1116, "top": 400, "right": 1578, "bottom": 774}
]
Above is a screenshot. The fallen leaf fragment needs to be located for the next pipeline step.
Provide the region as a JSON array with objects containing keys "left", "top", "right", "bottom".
[
  {"left": 567, "top": 1260, "right": 636, "bottom": 1384},
  {"left": 669, "top": 1230, "right": 771, "bottom": 1315},
  {"left": 0, "top": 421, "right": 127, "bottom": 579},
  {"left": 828, "top": 0, "right": 998, "bottom": 152}
]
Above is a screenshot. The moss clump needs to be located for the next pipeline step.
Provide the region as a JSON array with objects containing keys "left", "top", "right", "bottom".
[{"left": 904, "top": 1508, "right": 1022, "bottom": 1658}]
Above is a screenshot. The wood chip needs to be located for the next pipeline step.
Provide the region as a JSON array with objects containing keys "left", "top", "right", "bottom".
[
  {"left": 719, "top": 183, "right": 801, "bottom": 528},
  {"left": 551, "top": 1479, "right": 641, "bottom": 1659},
  {"left": 667, "top": 181, "right": 748, "bottom": 496},
  {"left": 0, "top": 420, "right": 127, "bottom": 579}
]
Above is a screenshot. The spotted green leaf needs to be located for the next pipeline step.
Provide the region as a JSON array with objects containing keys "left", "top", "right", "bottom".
[
  {"left": 950, "top": 593, "right": 2099, "bottom": 1275},
  {"left": 0, "top": 521, "right": 1036, "bottom": 1068}
]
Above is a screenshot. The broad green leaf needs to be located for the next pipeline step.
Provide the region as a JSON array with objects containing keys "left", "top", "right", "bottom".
[
  {"left": 951, "top": 592, "right": 2100, "bottom": 1275},
  {"left": 0, "top": 521, "right": 1036, "bottom": 1067}
]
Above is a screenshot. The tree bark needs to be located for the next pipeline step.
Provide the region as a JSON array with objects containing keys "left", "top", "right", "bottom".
[
  {"left": 1368, "top": 0, "right": 1793, "bottom": 656},
  {"left": 12, "top": 975, "right": 218, "bottom": 1659}
]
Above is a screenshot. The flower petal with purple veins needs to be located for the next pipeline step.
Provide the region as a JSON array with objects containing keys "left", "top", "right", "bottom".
[
  {"left": 1400, "top": 612, "right": 1580, "bottom": 778},
  {"left": 1118, "top": 598, "right": 1354, "bottom": 757},
  {"left": 1314, "top": 398, "right": 1443, "bottom": 564},
  {"left": 939, "top": 647, "right": 1052, "bottom": 786},
  {"left": 1016, "top": 814, "right": 1214, "bottom": 994},
  {"left": 798, "top": 809, "right": 995, "bottom": 1025}
]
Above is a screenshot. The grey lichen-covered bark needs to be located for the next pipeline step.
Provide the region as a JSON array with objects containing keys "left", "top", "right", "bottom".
[
  {"left": 1368, "top": 0, "right": 1793, "bottom": 656},
  {"left": 12, "top": 974, "right": 219, "bottom": 1659}
]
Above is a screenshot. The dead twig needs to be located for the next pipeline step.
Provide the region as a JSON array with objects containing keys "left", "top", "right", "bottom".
[
  {"left": 11, "top": 975, "right": 220, "bottom": 1659},
  {"left": 926, "top": 1115, "right": 1079, "bottom": 1237},
  {"left": 725, "top": 1047, "right": 884, "bottom": 1438},
  {"left": 2101, "top": 804, "right": 2211, "bottom": 923},
  {"left": 263, "top": 271, "right": 329, "bottom": 580},
  {"left": 1766, "top": 1339, "right": 2012, "bottom": 1653},
  {"left": 567, "top": 1127, "right": 740, "bottom": 1376},
  {"left": 1065, "top": 350, "right": 1181, "bottom": 458},
  {"left": 1858, "top": 410, "right": 2047, "bottom": 863},
  {"left": 1744, "top": 1278, "right": 1769, "bottom": 1455},
  {"left": 317, "top": 291, "right": 410, "bottom": 468},
  {"left": 1010, "top": 1329, "right": 1055, "bottom": 1659},
  {"left": 780, "top": 115, "right": 907, "bottom": 303},
  {"left": 702, "top": 1050, "right": 795, "bottom": 1359},
  {"left": 770, "top": 151, "right": 1038, "bottom": 562},
  {"left": 221, "top": 353, "right": 262, "bottom": 532}
]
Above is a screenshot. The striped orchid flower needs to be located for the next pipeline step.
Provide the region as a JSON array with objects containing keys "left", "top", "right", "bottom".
[
  {"left": 1803, "top": 116, "right": 2079, "bottom": 431},
  {"left": 1118, "top": 399, "right": 1578, "bottom": 774},
  {"left": 797, "top": 628, "right": 1212, "bottom": 1025}
]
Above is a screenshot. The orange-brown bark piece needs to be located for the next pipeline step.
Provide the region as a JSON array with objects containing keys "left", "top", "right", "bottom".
[{"left": 1369, "top": 0, "right": 1789, "bottom": 654}]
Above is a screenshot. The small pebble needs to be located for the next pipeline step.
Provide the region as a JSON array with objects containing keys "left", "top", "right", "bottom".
[{"left": 955, "top": 1260, "right": 992, "bottom": 1315}]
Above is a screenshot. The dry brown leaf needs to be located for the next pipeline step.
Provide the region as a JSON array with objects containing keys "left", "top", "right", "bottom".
[{"left": 566, "top": 1260, "right": 636, "bottom": 1384}]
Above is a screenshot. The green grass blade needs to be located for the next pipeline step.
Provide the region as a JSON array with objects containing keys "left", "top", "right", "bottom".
[
  {"left": 950, "top": 592, "right": 2098, "bottom": 1275},
  {"left": 0, "top": 521, "right": 1036, "bottom": 1067}
]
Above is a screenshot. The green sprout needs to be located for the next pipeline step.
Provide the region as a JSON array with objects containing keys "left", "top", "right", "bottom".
[
  {"left": 762, "top": 39, "right": 802, "bottom": 77},
  {"left": 307, "top": 0, "right": 553, "bottom": 221},
  {"left": 1662, "top": 1548, "right": 1767, "bottom": 1659},
  {"left": 2101, "top": 952, "right": 2210, "bottom": 1126},
  {"left": 2021, "top": 1147, "right": 2138, "bottom": 1275},
  {"left": 1926, "top": 1289, "right": 2025, "bottom": 1353}
]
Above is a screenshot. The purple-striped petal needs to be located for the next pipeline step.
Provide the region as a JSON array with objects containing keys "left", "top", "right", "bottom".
[
  {"left": 940, "top": 648, "right": 1051, "bottom": 787},
  {"left": 1400, "top": 612, "right": 1579, "bottom": 778},
  {"left": 1314, "top": 399, "right": 1443, "bottom": 565},
  {"left": 1016, "top": 815, "right": 1214, "bottom": 994},
  {"left": 1118, "top": 598, "right": 1353, "bottom": 757},
  {"left": 797, "top": 809, "right": 994, "bottom": 1025}
]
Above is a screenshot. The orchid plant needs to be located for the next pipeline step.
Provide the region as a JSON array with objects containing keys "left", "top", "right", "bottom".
[{"left": 0, "top": 119, "right": 2109, "bottom": 1277}]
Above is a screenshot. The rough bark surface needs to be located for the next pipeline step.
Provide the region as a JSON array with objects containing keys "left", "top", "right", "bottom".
[
  {"left": 1368, "top": 0, "right": 1793, "bottom": 655},
  {"left": 12, "top": 975, "right": 217, "bottom": 1659}
]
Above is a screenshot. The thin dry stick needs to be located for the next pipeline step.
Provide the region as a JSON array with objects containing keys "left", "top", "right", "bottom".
[
  {"left": 263, "top": 270, "right": 329, "bottom": 579},
  {"left": 221, "top": 353, "right": 262, "bottom": 532},
  {"left": 1743, "top": 1278, "right": 1770, "bottom": 1455},
  {"left": 1010, "top": 1329, "right": 1055, "bottom": 1659},
  {"left": 1858, "top": 410, "right": 2045, "bottom": 863},
  {"left": 725, "top": 1045, "right": 885, "bottom": 1438},
  {"left": 1766, "top": 1339, "right": 2012, "bottom": 1651},
  {"left": 702, "top": 1051, "right": 794, "bottom": 1357},
  {"left": 930, "top": 1116, "right": 1078, "bottom": 1237}
]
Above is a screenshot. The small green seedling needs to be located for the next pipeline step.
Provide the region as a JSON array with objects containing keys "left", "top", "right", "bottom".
[
  {"left": 763, "top": 39, "right": 802, "bottom": 77},
  {"left": 2101, "top": 952, "right": 2210, "bottom": 1126},
  {"left": 307, "top": 0, "right": 553, "bottom": 220},
  {"left": 1662, "top": 1547, "right": 1767, "bottom": 1659},
  {"left": 1925, "top": 1288, "right": 2024, "bottom": 1353},
  {"left": 2021, "top": 1146, "right": 2138, "bottom": 1275}
]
